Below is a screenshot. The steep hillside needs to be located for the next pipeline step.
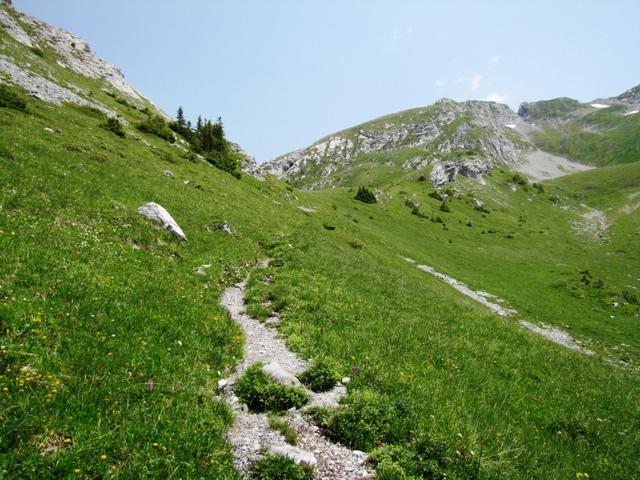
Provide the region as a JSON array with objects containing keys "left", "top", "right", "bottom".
[{"left": 2, "top": 4, "right": 640, "bottom": 480}]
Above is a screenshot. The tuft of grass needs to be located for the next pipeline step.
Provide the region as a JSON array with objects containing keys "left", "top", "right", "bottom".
[
  {"left": 250, "top": 455, "right": 314, "bottom": 480},
  {"left": 268, "top": 414, "right": 298, "bottom": 445}
]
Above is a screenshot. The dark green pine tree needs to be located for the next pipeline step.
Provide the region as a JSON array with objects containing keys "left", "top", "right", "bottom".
[{"left": 176, "top": 106, "right": 186, "bottom": 129}]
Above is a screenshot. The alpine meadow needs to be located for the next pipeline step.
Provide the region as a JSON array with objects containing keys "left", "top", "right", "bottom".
[{"left": 1, "top": 2, "right": 639, "bottom": 479}]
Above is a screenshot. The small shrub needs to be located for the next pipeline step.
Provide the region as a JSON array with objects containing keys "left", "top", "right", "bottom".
[
  {"left": 29, "top": 46, "right": 45, "bottom": 57},
  {"left": 532, "top": 182, "right": 545, "bottom": 193},
  {"left": 309, "top": 390, "right": 401, "bottom": 451},
  {"left": 322, "top": 223, "right": 336, "bottom": 231},
  {"left": 207, "top": 149, "right": 241, "bottom": 179},
  {"left": 268, "top": 415, "right": 298, "bottom": 445},
  {"left": 250, "top": 455, "right": 314, "bottom": 480},
  {"left": 101, "top": 116, "right": 125, "bottom": 138},
  {"left": 299, "top": 358, "right": 341, "bottom": 393},
  {"left": 136, "top": 115, "right": 175, "bottom": 143},
  {"left": 235, "top": 363, "right": 309, "bottom": 412},
  {"left": 0, "top": 84, "right": 28, "bottom": 112},
  {"left": 512, "top": 172, "right": 528, "bottom": 186},
  {"left": 348, "top": 239, "right": 364, "bottom": 250},
  {"left": 371, "top": 434, "right": 480, "bottom": 480},
  {"left": 439, "top": 201, "right": 451, "bottom": 213},
  {"left": 621, "top": 289, "right": 639, "bottom": 305},
  {"left": 428, "top": 191, "right": 442, "bottom": 201},
  {"left": 354, "top": 186, "right": 377, "bottom": 204}
]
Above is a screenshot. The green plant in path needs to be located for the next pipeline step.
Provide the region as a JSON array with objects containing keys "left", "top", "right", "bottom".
[
  {"left": 250, "top": 455, "right": 314, "bottom": 480},
  {"left": 268, "top": 414, "right": 298, "bottom": 445},
  {"left": 308, "top": 390, "right": 409, "bottom": 452},
  {"left": 234, "top": 364, "right": 310, "bottom": 412}
]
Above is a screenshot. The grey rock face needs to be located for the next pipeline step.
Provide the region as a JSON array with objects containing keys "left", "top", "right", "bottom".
[
  {"left": 429, "top": 158, "right": 491, "bottom": 188},
  {"left": 0, "top": 8, "right": 31, "bottom": 46},
  {"left": 230, "top": 143, "right": 264, "bottom": 180},
  {"left": 0, "top": 55, "right": 118, "bottom": 117},
  {"left": 0, "top": 8, "right": 167, "bottom": 117},
  {"left": 137, "top": 202, "right": 186, "bottom": 241},
  {"left": 616, "top": 84, "right": 640, "bottom": 108}
]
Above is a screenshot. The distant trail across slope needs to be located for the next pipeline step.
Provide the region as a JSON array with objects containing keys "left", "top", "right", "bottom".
[
  {"left": 219, "top": 260, "right": 373, "bottom": 480},
  {"left": 406, "top": 259, "right": 595, "bottom": 355}
]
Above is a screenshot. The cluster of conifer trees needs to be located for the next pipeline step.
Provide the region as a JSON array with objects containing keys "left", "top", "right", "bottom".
[{"left": 170, "top": 106, "right": 240, "bottom": 178}]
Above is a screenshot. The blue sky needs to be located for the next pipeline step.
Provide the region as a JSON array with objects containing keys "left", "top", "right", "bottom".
[{"left": 16, "top": 0, "right": 640, "bottom": 162}]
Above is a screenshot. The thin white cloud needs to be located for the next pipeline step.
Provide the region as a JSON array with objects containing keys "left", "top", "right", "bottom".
[
  {"left": 485, "top": 92, "right": 510, "bottom": 103},
  {"left": 390, "top": 26, "right": 414, "bottom": 44},
  {"left": 434, "top": 79, "right": 446, "bottom": 88},
  {"left": 471, "top": 73, "right": 483, "bottom": 91},
  {"left": 489, "top": 54, "right": 502, "bottom": 65}
]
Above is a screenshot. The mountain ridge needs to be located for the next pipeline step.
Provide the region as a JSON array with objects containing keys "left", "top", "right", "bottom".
[{"left": 262, "top": 83, "right": 640, "bottom": 189}]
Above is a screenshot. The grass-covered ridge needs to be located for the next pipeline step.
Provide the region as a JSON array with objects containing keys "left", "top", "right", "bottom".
[{"left": 532, "top": 109, "right": 640, "bottom": 166}]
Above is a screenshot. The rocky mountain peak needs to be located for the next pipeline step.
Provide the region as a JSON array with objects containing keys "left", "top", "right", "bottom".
[{"left": 616, "top": 84, "right": 640, "bottom": 107}]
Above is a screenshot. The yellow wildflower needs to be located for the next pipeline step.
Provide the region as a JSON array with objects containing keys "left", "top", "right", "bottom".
[{"left": 99, "top": 454, "right": 107, "bottom": 461}]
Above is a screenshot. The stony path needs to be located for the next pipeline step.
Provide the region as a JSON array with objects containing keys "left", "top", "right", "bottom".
[{"left": 219, "top": 263, "right": 374, "bottom": 480}]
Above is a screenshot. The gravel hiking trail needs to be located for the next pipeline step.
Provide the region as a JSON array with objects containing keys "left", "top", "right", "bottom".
[{"left": 219, "top": 260, "right": 373, "bottom": 480}]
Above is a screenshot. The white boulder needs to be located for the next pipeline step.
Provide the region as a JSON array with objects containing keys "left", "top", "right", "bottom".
[
  {"left": 262, "top": 362, "right": 301, "bottom": 387},
  {"left": 137, "top": 202, "right": 187, "bottom": 241}
]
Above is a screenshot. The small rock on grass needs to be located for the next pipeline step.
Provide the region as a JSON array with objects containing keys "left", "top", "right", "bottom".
[{"left": 267, "top": 445, "right": 317, "bottom": 467}]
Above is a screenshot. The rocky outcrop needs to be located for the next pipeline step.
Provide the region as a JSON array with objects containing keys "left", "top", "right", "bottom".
[
  {"left": 230, "top": 143, "right": 264, "bottom": 180},
  {"left": 0, "top": 7, "right": 167, "bottom": 117},
  {"left": 616, "top": 84, "right": 640, "bottom": 108},
  {"left": 429, "top": 158, "right": 491, "bottom": 188},
  {"left": 0, "top": 55, "right": 119, "bottom": 117}
]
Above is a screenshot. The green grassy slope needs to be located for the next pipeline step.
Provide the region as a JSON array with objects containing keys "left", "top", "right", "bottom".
[
  {"left": 0, "top": 88, "right": 311, "bottom": 478},
  {"left": 532, "top": 105, "right": 640, "bottom": 166},
  {"left": 245, "top": 165, "right": 640, "bottom": 479},
  {"left": 2, "top": 8, "right": 640, "bottom": 478},
  {"left": 2, "top": 90, "right": 639, "bottom": 478}
]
